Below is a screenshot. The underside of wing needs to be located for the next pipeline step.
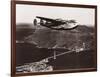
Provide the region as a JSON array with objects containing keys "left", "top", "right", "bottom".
[{"left": 36, "top": 16, "right": 56, "bottom": 22}]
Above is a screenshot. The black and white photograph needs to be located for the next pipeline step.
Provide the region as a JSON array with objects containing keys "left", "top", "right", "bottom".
[{"left": 11, "top": 1, "right": 97, "bottom": 76}]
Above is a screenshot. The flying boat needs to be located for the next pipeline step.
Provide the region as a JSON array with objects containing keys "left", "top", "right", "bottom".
[{"left": 34, "top": 16, "right": 78, "bottom": 30}]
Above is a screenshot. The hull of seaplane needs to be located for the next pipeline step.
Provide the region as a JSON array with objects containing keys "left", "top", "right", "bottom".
[{"left": 52, "top": 23, "right": 78, "bottom": 30}]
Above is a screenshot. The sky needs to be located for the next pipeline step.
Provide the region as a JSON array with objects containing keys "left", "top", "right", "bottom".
[{"left": 16, "top": 4, "right": 95, "bottom": 26}]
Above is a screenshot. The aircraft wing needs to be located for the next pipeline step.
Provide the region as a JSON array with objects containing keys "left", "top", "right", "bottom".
[
  {"left": 36, "top": 16, "right": 56, "bottom": 22},
  {"left": 36, "top": 16, "right": 65, "bottom": 24}
]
